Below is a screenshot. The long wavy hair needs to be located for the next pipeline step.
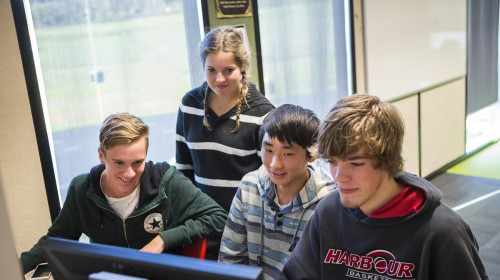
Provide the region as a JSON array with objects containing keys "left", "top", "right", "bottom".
[{"left": 199, "top": 25, "right": 250, "bottom": 133}]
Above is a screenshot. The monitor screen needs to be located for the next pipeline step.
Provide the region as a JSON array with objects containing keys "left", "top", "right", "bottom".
[{"left": 42, "top": 237, "right": 263, "bottom": 280}]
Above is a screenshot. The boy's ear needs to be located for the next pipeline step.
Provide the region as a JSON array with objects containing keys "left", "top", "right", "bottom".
[
  {"left": 98, "top": 147, "right": 106, "bottom": 164},
  {"left": 307, "top": 145, "right": 318, "bottom": 162}
]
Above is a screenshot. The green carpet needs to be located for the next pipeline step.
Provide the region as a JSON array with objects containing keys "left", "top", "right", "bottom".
[{"left": 447, "top": 140, "right": 500, "bottom": 180}]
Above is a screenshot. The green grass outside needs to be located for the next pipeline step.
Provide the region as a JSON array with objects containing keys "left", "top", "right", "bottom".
[
  {"left": 34, "top": 1, "right": 339, "bottom": 131},
  {"left": 35, "top": 14, "right": 191, "bottom": 131}
]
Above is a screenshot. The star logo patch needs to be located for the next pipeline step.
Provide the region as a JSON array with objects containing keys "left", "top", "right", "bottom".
[{"left": 144, "top": 213, "right": 165, "bottom": 233}]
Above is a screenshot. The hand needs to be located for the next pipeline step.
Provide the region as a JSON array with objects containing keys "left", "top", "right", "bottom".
[{"left": 140, "top": 235, "right": 165, "bottom": 253}]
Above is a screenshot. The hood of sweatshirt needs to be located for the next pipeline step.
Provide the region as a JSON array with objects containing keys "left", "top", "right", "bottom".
[
  {"left": 256, "top": 160, "right": 336, "bottom": 213},
  {"left": 349, "top": 172, "right": 443, "bottom": 225}
]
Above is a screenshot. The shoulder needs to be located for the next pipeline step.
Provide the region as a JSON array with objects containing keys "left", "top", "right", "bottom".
[
  {"left": 427, "top": 203, "right": 474, "bottom": 235},
  {"left": 140, "top": 161, "right": 175, "bottom": 190},
  {"left": 241, "top": 167, "right": 262, "bottom": 182},
  {"left": 239, "top": 169, "right": 262, "bottom": 191},
  {"left": 238, "top": 168, "right": 265, "bottom": 199},
  {"left": 68, "top": 172, "right": 92, "bottom": 194},
  {"left": 64, "top": 170, "right": 98, "bottom": 206},
  {"left": 70, "top": 164, "right": 105, "bottom": 194},
  {"left": 245, "top": 83, "right": 274, "bottom": 114},
  {"left": 145, "top": 161, "right": 171, "bottom": 177},
  {"left": 315, "top": 191, "right": 340, "bottom": 213},
  {"left": 157, "top": 163, "right": 198, "bottom": 192},
  {"left": 416, "top": 204, "right": 482, "bottom": 267},
  {"left": 181, "top": 82, "right": 207, "bottom": 107}
]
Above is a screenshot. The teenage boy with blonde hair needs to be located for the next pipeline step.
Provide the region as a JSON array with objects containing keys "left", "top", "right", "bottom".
[
  {"left": 21, "top": 113, "right": 227, "bottom": 273},
  {"left": 280, "top": 94, "right": 488, "bottom": 280},
  {"left": 219, "top": 104, "right": 335, "bottom": 280}
]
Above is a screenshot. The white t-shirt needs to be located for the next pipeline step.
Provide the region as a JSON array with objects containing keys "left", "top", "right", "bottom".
[
  {"left": 102, "top": 185, "right": 140, "bottom": 220},
  {"left": 274, "top": 190, "right": 292, "bottom": 210}
]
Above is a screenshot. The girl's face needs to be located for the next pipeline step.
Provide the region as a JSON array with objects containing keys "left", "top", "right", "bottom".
[{"left": 204, "top": 51, "right": 242, "bottom": 98}]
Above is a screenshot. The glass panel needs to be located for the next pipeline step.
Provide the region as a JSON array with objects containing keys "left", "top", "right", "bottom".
[
  {"left": 465, "top": 3, "right": 500, "bottom": 153},
  {"left": 257, "top": 0, "right": 339, "bottom": 120},
  {"left": 465, "top": 0, "right": 500, "bottom": 152},
  {"left": 466, "top": 102, "right": 500, "bottom": 152},
  {"left": 27, "top": 0, "right": 191, "bottom": 201}
]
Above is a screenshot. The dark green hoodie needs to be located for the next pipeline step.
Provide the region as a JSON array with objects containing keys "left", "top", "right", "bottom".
[{"left": 20, "top": 161, "right": 227, "bottom": 273}]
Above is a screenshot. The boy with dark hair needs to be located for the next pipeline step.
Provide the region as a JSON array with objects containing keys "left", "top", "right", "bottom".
[
  {"left": 218, "top": 104, "right": 335, "bottom": 280},
  {"left": 280, "top": 94, "right": 488, "bottom": 280}
]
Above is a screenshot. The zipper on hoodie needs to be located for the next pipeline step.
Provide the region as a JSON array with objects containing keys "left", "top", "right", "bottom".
[
  {"left": 122, "top": 219, "right": 130, "bottom": 247},
  {"left": 121, "top": 200, "right": 164, "bottom": 248},
  {"left": 93, "top": 204, "right": 132, "bottom": 247},
  {"left": 96, "top": 202, "right": 163, "bottom": 249},
  {"left": 89, "top": 169, "right": 170, "bottom": 247}
]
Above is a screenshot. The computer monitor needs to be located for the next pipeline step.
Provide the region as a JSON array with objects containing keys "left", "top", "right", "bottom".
[{"left": 42, "top": 237, "right": 263, "bottom": 280}]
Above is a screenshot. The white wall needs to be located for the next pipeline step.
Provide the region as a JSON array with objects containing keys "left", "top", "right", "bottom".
[
  {"left": 0, "top": 178, "right": 24, "bottom": 279},
  {"left": 358, "top": 0, "right": 467, "bottom": 176},
  {"left": 364, "top": 0, "right": 466, "bottom": 100},
  {"left": 0, "top": 1, "right": 52, "bottom": 255},
  {"left": 420, "top": 78, "right": 466, "bottom": 176},
  {"left": 392, "top": 95, "right": 419, "bottom": 175}
]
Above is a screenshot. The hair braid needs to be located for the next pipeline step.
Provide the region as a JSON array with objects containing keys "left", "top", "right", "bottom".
[
  {"left": 230, "top": 71, "right": 249, "bottom": 133},
  {"left": 203, "top": 85, "right": 213, "bottom": 130},
  {"left": 199, "top": 25, "right": 252, "bottom": 133}
]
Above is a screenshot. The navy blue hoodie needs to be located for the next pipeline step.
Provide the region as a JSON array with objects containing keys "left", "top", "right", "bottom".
[{"left": 280, "top": 172, "right": 488, "bottom": 280}]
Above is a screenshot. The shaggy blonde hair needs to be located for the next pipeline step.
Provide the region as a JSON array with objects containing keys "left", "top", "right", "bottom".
[{"left": 318, "top": 94, "right": 404, "bottom": 177}]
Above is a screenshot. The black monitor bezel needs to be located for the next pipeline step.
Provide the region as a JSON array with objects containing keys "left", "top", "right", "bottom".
[{"left": 42, "top": 237, "right": 263, "bottom": 280}]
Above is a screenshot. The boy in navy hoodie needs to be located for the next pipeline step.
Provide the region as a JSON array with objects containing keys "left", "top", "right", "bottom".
[{"left": 280, "top": 94, "right": 488, "bottom": 280}]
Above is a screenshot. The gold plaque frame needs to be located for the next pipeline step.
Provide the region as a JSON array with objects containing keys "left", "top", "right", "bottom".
[{"left": 216, "top": 0, "right": 252, "bottom": 19}]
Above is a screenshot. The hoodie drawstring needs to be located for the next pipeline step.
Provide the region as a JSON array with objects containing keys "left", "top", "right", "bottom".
[{"left": 257, "top": 200, "right": 309, "bottom": 267}]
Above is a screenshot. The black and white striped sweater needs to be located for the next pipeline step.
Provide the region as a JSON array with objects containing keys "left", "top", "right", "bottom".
[{"left": 175, "top": 81, "right": 274, "bottom": 211}]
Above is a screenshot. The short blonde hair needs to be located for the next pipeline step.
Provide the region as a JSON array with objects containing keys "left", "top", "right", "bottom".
[
  {"left": 318, "top": 94, "right": 404, "bottom": 177},
  {"left": 99, "top": 113, "right": 149, "bottom": 154}
]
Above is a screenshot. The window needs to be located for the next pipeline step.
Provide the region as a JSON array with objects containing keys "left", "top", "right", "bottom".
[
  {"left": 257, "top": 0, "right": 344, "bottom": 120},
  {"left": 25, "top": 0, "right": 192, "bottom": 202},
  {"left": 465, "top": 0, "right": 500, "bottom": 152}
]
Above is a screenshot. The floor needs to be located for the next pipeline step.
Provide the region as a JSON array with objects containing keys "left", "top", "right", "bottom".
[{"left": 429, "top": 140, "right": 500, "bottom": 279}]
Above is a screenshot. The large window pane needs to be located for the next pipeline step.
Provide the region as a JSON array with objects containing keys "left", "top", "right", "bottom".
[
  {"left": 465, "top": 1, "right": 500, "bottom": 152},
  {"left": 258, "top": 0, "right": 339, "bottom": 120},
  {"left": 27, "top": 0, "right": 191, "bottom": 201}
]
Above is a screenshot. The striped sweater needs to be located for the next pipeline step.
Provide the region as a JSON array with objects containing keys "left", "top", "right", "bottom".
[
  {"left": 218, "top": 162, "right": 336, "bottom": 280},
  {"left": 175, "top": 81, "right": 274, "bottom": 211}
]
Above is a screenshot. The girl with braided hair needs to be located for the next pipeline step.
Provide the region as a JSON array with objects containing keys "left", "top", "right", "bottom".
[{"left": 175, "top": 25, "right": 274, "bottom": 258}]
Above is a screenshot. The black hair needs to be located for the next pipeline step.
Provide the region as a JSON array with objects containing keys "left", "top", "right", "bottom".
[{"left": 259, "top": 104, "right": 320, "bottom": 158}]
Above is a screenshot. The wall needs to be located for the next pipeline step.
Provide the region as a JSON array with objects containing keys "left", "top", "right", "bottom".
[
  {"left": 356, "top": 0, "right": 467, "bottom": 176},
  {"left": 363, "top": 0, "right": 466, "bottom": 101},
  {"left": 0, "top": 0, "right": 52, "bottom": 255},
  {"left": 0, "top": 178, "right": 23, "bottom": 279}
]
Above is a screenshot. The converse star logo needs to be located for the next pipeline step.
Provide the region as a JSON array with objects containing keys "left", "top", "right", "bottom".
[{"left": 144, "top": 213, "right": 164, "bottom": 233}]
